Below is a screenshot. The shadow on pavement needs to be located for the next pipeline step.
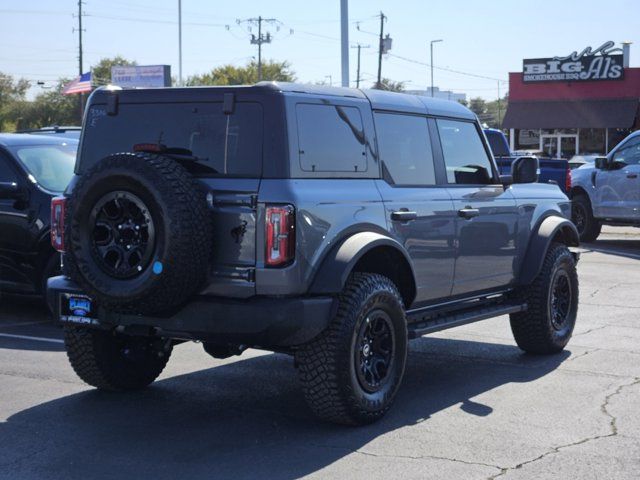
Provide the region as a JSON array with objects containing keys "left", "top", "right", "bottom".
[
  {"left": 582, "top": 236, "right": 640, "bottom": 261},
  {"left": 0, "top": 337, "right": 569, "bottom": 480}
]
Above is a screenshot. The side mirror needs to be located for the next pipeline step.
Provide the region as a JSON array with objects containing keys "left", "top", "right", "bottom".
[
  {"left": 512, "top": 156, "right": 539, "bottom": 184},
  {"left": 0, "top": 182, "right": 28, "bottom": 201},
  {"left": 594, "top": 156, "right": 608, "bottom": 169}
]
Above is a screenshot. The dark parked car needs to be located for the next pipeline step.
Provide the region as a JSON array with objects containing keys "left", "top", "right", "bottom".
[
  {"left": 0, "top": 134, "right": 78, "bottom": 296},
  {"left": 48, "top": 84, "right": 579, "bottom": 425},
  {"left": 16, "top": 126, "right": 82, "bottom": 140}
]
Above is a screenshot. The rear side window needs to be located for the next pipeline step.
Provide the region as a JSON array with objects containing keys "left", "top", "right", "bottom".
[
  {"left": 296, "top": 103, "right": 367, "bottom": 173},
  {"left": 437, "top": 119, "right": 494, "bottom": 185},
  {"left": 82, "top": 102, "right": 263, "bottom": 176},
  {"left": 374, "top": 113, "right": 436, "bottom": 186}
]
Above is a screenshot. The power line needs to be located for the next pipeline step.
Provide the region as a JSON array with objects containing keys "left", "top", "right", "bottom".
[{"left": 388, "top": 53, "right": 507, "bottom": 82}]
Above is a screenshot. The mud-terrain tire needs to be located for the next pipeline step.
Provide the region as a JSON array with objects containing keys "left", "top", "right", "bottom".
[
  {"left": 64, "top": 327, "right": 172, "bottom": 390},
  {"left": 65, "top": 153, "right": 212, "bottom": 314},
  {"left": 295, "top": 273, "right": 408, "bottom": 425},
  {"left": 510, "top": 243, "right": 578, "bottom": 354},
  {"left": 572, "top": 194, "right": 601, "bottom": 242}
]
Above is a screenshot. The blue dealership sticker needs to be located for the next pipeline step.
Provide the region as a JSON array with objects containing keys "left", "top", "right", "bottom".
[{"left": 153, "top": 261, "right": 163, "bottom": 275}]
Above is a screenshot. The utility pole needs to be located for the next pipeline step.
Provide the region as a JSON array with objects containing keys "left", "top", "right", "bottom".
[
  {"left": 497, "top": 81, "right": 502, "bottom": 126},
  {"left": 376, "top": 12, "right": 386, "bottom": 88},
  {"left": 238, "top": 16, "right": 276, "bottom": 81},
  {"left": 178, "top": 0, "right": 182, "bottom": 86},
  {"left": 351, "top": 44, "right": 370, "bottom": 88},
  {"left": 74, "top": 0, "right": 86, "bottom": 121},
  {"left": 340, "top": 0, "right": 349, "bottom": 87}
]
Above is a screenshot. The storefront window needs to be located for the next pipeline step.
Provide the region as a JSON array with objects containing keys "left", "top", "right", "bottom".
[
  {"left": 515, "top": 129, "right": 540, "bottom": 151},
  {"left": 579, "top": 129, "right": 605, "bottom": 155}
]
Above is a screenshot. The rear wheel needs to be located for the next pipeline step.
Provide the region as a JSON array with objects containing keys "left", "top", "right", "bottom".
[
  {"left": 510, "top": 243, "right": 578, "bottom": 354},
  {"left": 295, "top": 273, "right": 407, "bottom": 425},
  {"left": 572, "top": 194, "right": 601, "bottom": 242},
  {"left": 64, "top": 327, "right": 172, "bottom": 390}
]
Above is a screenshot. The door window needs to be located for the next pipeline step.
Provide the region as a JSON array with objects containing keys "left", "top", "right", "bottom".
[
  {"left": 613, "top": 137, "right": 640, "bottom": 165},
  {"left": 374, "top": 112, "right": 436, "bottom": 186},
  {"left": 437, "top": 119, "right": 494, "bottom": 184},
  {"left": 0, "top": 154, "right": 17, "bottom": 183},
  {"left": 296, "top": 103, "right": 367, "bottom": 173}
]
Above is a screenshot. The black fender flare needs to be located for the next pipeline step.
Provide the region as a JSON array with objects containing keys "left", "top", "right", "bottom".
[
  {"left": 518, "top": 216, "right": 579, "bottom": 286},
  {"left": 308, "top": 231, "right": 417, "bottom": 299}
]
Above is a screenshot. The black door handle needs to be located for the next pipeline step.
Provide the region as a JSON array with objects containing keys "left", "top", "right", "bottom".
[
  {"left": 391, "top": 210, "right": 417, "bottom": 222},
  {"left": 458, "top": 207, "right": 480, "bottom": 219},
  {"left": 627, "top": 173, "right": 638, "bottom": 179}
]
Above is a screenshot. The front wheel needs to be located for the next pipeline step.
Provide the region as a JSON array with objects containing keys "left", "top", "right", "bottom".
[
  {"left": 572, "top": 194, "right": 601, "bottom": 242},
  {"left": 510, "top": 243, "right": 579, "bottom": 354},
  {"left": 295, "top": 273, "right": 408, "bottom": 425},
  {"left": 64, "top": 327, "right": 172, "bottom": 390}
]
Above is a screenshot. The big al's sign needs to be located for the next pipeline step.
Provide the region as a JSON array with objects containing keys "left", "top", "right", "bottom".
[{"left": 523, "top": 41, "right": 624, "bottom": 82}]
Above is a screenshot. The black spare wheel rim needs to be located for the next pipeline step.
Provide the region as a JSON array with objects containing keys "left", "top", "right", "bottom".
[
  {"left": 354, "top": 309, "right": 396, "bottom": 393},
  {"left": 549, "top": 269, "right": 572, "bottom": 331},
  {"left": 90, "top": 191, "right": 156, "bottom": 279}
]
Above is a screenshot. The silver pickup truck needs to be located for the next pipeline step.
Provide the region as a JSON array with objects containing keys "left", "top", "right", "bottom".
[{"left": 571, "top": 131, "right": 640, "bottom": 241}]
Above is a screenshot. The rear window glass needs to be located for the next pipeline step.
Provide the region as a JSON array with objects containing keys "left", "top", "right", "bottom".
[
  {"left": 485, "top": 130, "right": 510, "bottom": 157},
  {"left": 296, "top": 103, "right": 367, "bottom": 173},
  {"left": 81, "top": 102, "right": 262, "bottom": 176}
]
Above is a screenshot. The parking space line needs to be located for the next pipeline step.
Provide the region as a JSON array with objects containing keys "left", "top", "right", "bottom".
[
  {"left": 0, "top": 320, "right": 51, "bottom": 328},
  {"left": 585, "top": 247, "right": 640, "bottom": 260},
  {"left": 0, "top": 333, "right": 64, "bottom": 344}
]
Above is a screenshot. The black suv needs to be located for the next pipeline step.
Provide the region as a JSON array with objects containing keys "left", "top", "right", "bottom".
[
  {"left": 0, "top": 134, "right": 77, "bottom": 296},
  {"left": 48, "top": 83, "right": 579, "bottom": 425}
]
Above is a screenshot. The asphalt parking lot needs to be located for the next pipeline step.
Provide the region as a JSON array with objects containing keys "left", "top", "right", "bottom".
[{"left": 0, "top": 227, "right": 638, "bottom": 480}]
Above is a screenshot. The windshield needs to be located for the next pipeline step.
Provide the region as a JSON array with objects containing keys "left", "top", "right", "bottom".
[{"left": 9, "top": 143, "right": 77, "bottom": 192}]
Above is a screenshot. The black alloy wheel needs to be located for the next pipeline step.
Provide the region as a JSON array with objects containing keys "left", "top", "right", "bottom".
[
  {"left": 572, "top": 202, "right": 587, "bottom": 236},
  {"left": 549, "top": 269, "right": 572, "bottom": 332},
  {"left": 354, "top": 310, "right": 395, "bottom": 393},
  {"left": 90, "top": 191, "right": 156, "bottom": 279}
]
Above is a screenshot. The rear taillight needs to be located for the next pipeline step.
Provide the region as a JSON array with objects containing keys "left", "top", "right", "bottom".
[
  {"left": 51, "top": 196, "right": 67, "bottom": 252},
  {"left": 265, "top": 205, "right": 295, "bottom": 267},
  {"left": 566, "top": 167, "right": 572, "bottom": 192}
]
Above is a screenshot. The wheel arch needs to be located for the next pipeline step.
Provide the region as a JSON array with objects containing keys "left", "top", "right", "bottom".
[
  {"left": 518, "top": 215, "right": 579, "bottom": 286},
  {"left": 308, "top": 232, "right": 417, "bottom": 308}
]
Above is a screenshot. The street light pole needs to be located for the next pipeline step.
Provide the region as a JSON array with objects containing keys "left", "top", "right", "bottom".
[
  {"left": 178, "top": 0, "right": 183, "bottom": 86},
  {"left": 340, "top": 0, "right": 349, "bottom": 87},
  {"left": 430, "top": 39, "right": 442, "bottom": 97}
]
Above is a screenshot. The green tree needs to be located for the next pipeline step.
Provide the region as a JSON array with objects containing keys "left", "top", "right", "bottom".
[
  {"left": 10, "top": 79, "right": 78, "bottom": 130},
  {"left": 372, "top": 78, "right": 405, "bottom": 92},
  {"left": 91, "top": 56, "right": 137, "bottom": 85},
  {"left": 467, "top": 95, "right": 508, "bottom": 128},
  {"left": 0, "top": 72, "right": 30, "bottom": 130},
  {"left": 186, "top": 60, "right": 295, "bottom": 86}
]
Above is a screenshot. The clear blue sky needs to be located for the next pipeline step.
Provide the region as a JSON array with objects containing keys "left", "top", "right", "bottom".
[{"left": 1, "top": 0, "right": 639, "bottom": 100}]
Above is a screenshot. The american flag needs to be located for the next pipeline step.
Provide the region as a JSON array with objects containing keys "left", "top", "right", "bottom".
[{"left": 62, "top": 72, "right": 92, "bottom": 95}]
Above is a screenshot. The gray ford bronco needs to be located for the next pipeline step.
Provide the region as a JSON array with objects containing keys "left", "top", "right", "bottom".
[{"left": 47, "top": 82, "right": 580, "bottom": 425}]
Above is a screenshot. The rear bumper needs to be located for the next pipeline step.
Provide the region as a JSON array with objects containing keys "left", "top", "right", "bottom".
[{"left": 46, "top": 276, "right": 336, "bottom": 347}]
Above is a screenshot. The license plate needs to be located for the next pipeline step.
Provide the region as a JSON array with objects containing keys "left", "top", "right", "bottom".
[{"left": 59, "top": 293, "right": 98, "bottom": 325}]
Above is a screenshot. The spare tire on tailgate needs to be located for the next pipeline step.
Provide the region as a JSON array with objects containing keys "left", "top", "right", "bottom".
[{"left": 65, "top": 152, "right": 212, "bottom": 314}]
